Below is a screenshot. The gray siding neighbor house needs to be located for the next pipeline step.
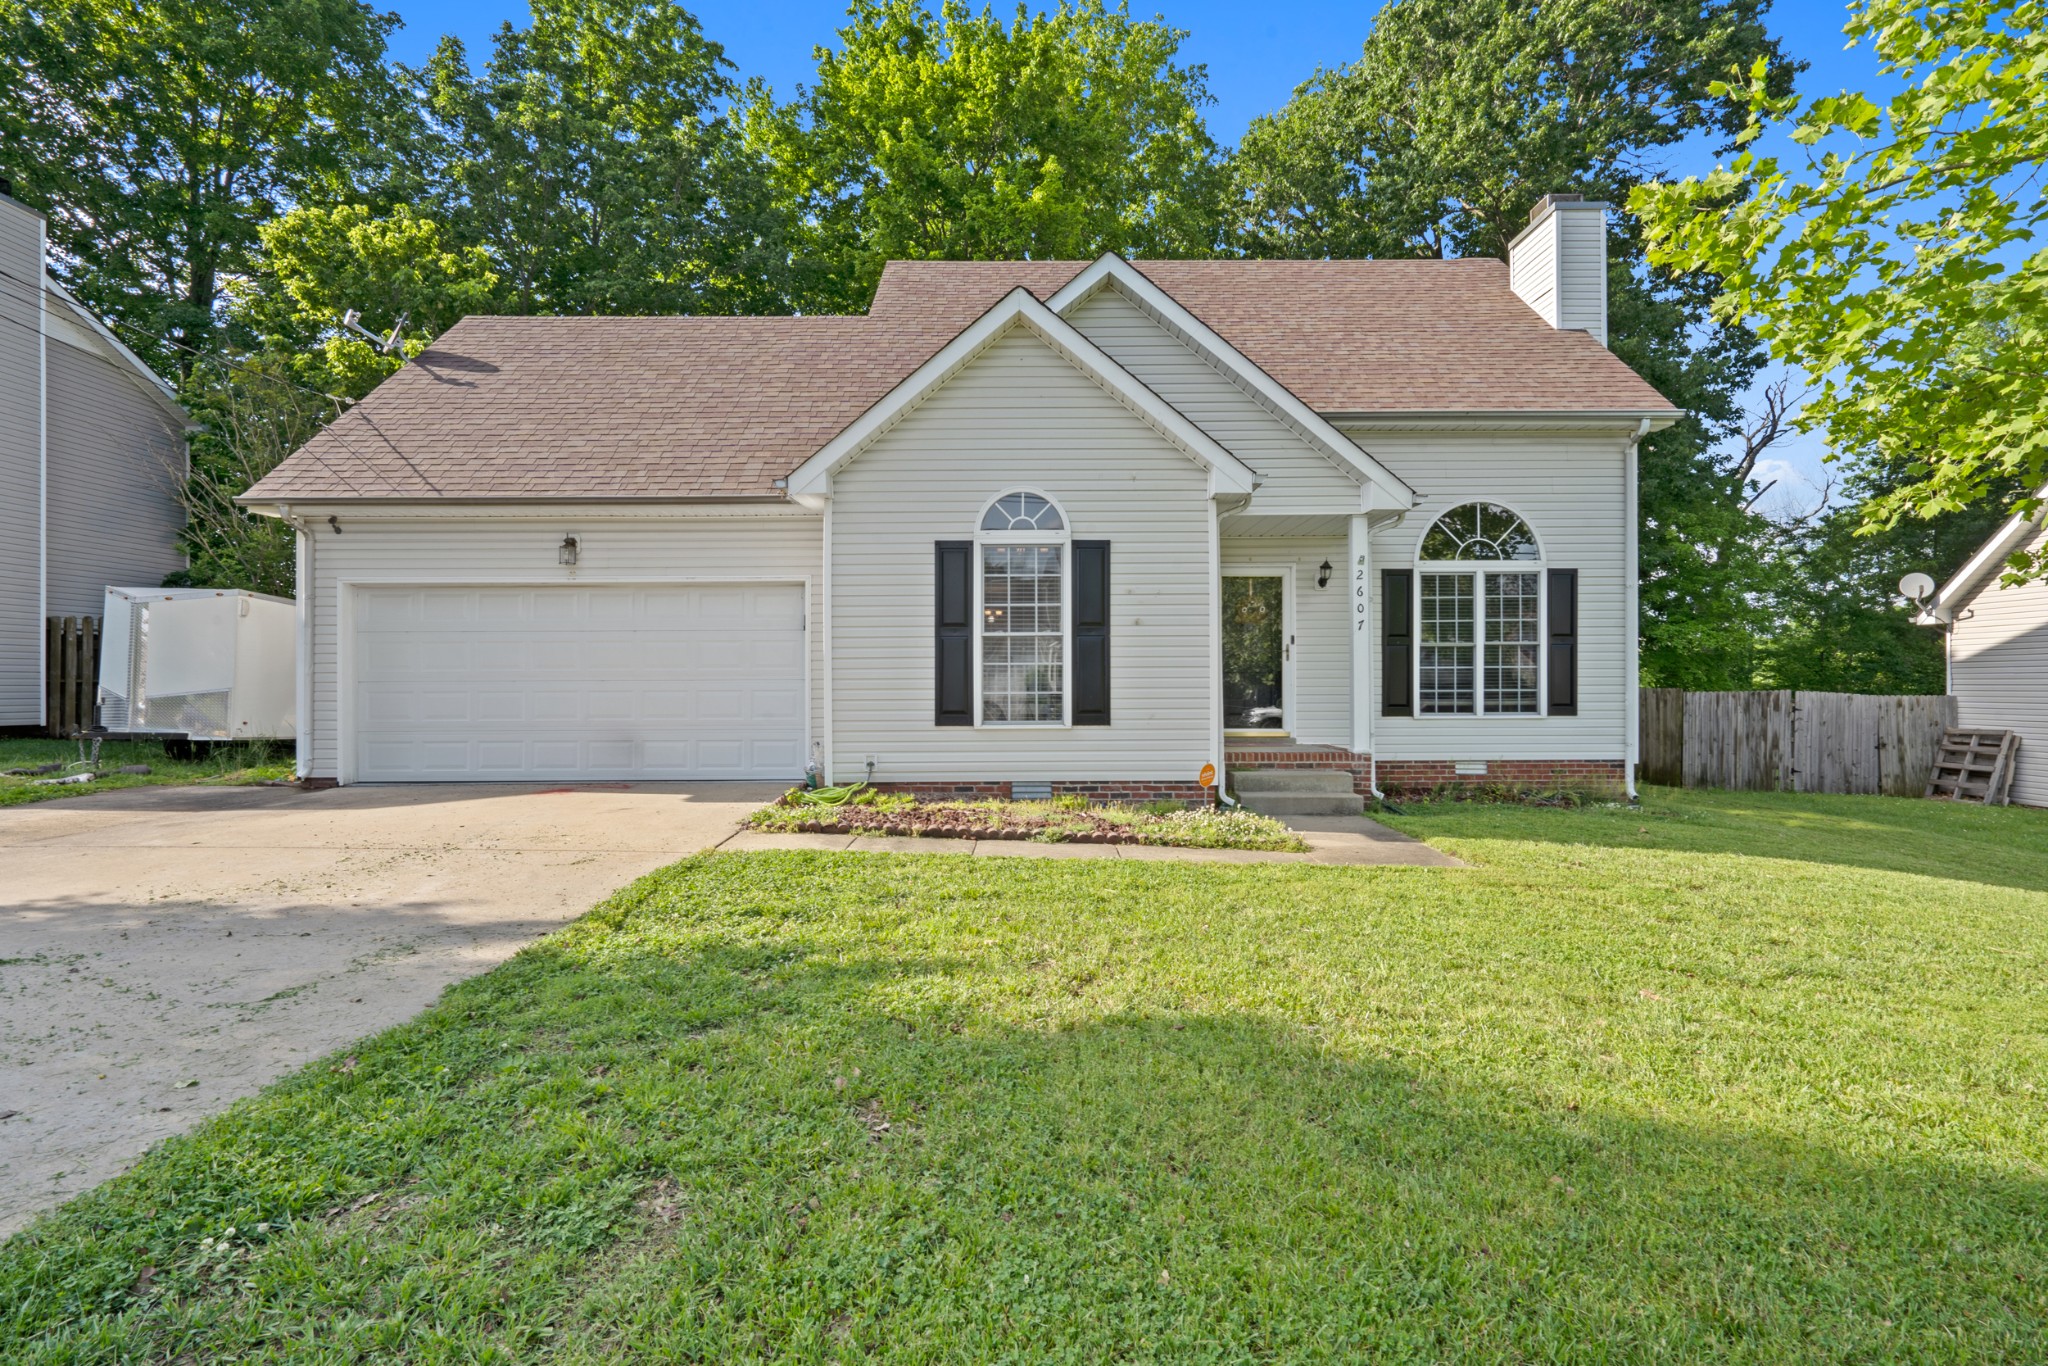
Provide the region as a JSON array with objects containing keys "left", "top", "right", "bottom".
[
  {"left": 243, "top": 194, "right": 1682, "bottom": 800},
  {"left": 0, "top": 189, "right": 188, "bottom": 728},
  {"left": 1919, "top": 486, "right": 2048, "bottom": 808}
]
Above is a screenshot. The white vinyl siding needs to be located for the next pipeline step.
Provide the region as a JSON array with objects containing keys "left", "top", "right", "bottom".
[
  {"left": 44, "top": 334, "right": 186, "bottom": 615},
  {"left": 1349, "top": 426, "right": 1631, "bottom": 763},
  {"left": 829, "top": 326, "right": 1213, "bottom": 782},
  {"left": 1949, "top": 520, "right": 2048, "bottom": 807},
  {"left": 1508, "top": 203, "right": 1608, "bottom": 345},
  {"left": 1065, "top": 287, "right": 1363, "bottom": 516},
  {"left": 1507, "top": 212, "right": 1558, "bottom": 330},
  {"left": 1219, "top": 537, "right": 1349, "bottom": 746},
  {"left": 297, "top": 508, "right": 822, "bottom": 780},
  {"left": 1555, "top": 208, "right": 1610, "bottom": 344},
  {"left": 0, "top": 199, "right": 43, "bottom": 724}
]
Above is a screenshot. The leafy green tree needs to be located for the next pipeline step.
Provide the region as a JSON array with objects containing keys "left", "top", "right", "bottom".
[
  {"left": 1232, "top": 0, "right": 1800, "bottom": 687},
  {"left": 0, "top": 0, "right": 403, "bottom": 371},
  {"left": 412, "top": 0, "right": 795, "bottom": 316},
  {"left": 235, "top": 204, "right": 502, "bottom": 399},
  {"left": 1755, "top": 459, "right": 2028, "bottom": 694},
  {"left": 1634, "top": 0, "right": 2048, "bottom": 583},
  {"left": 166, "top": 357, "right": 337, "bottom": 595},
  {"left": 751, "top": 0, "right": 1227, "bottom": 311}
]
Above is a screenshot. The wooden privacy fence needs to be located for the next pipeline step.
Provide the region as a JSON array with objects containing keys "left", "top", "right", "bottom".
[
  {"left": 1639, "top": 688, "right": 1958, "bottom": 796},
  {"left": 43, "top": 615, "right": 101, "bottom": 737}
]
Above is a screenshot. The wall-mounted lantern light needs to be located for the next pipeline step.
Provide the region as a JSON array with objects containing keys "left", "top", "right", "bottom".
[
  {"left": 558, "top": 535, "right": 579, "bottom": 566},
  {"left": 1316, "top": 559, "right": 1333, "bottom": 589}
]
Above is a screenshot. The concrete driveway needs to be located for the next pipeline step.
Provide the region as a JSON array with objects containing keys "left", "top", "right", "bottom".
[{"left": 0, "top": 780, "right": 780, "bottom": 1237}]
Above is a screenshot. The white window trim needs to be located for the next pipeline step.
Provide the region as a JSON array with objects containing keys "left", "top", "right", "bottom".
[
  {"left": 1411, "top": 502, "right": 1547, "bottom": 720},
  {"left": 1414, "top": 565, "right": 1548, "bottom": 719},
  {"left": 973, "top": 490, "right": 1073, "bottom": 729}
]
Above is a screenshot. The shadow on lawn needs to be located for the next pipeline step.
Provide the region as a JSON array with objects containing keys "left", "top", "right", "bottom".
[
  {"left": 6, "top": 918, "right": 2043, "bottom": 1362},
  {"left": 1391, "top": 786, "right": 2048, "bottom": 895}
]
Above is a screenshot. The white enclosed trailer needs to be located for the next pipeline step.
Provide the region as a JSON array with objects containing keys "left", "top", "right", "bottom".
[{"left": 97, "top": 587, "right": 296, "bottom": 740}]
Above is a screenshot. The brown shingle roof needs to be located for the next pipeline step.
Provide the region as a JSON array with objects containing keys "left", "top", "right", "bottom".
[
  {"left": 869, "top": 257, "right": 1677, "bottom": 415},
  {"left": 245, "top": 258, "right": 1677, "bottom": 503}
]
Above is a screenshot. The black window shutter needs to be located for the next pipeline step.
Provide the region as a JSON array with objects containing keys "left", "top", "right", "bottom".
[
  {"left": 1547, "top": 568, "right": 1578, "bottom": 716},
  {"left": 1072, "top": 540, "right": 1111, "bottom": 725},
  {"left": 1381, "top": 569, "right": 1413, "bottom": 717},
  {"left": 935, "top": 541, "right": 973, "bottom": 725}
]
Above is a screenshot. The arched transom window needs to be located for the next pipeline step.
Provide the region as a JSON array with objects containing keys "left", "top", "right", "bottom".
[
  {"left": 1420, "top": 502, "right": 1539, "bottom": 562},
  {"left": 978, "top": 491, "right": 1068, "bottom": 724},
  {"left": 981, "top": 491, "right": 1065, "bottom": 533},
  {"left": 1416, "top": 503, "right": 1543, "bottom": 716}
]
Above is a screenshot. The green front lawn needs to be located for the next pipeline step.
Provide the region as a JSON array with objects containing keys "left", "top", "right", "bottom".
[
  {"left": 0, "top": 737, "right": 293, "bottom": 806},
  {"left": 5, "top": 789, "right": 2045, "bottom": 1360}
]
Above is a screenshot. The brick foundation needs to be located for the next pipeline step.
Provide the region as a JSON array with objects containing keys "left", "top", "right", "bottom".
[
  {"left": 1223, "top": 747, "right": 1628, "bottom": 800},
  {"left": 1373, "top": 758, "right": 1626, "bottom": 798}
]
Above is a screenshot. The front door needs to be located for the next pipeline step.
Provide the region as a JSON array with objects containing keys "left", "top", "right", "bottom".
[{"left": 1222, "top": 572, "right": 1290, "bottom": 734}]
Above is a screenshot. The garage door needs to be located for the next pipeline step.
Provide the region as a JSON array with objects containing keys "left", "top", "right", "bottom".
[{"left": 352, "top": 584, "right": 805, "bottom": 781}]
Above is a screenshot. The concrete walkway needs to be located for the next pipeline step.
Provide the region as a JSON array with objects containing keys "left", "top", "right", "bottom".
[
  {"left": 0, "top": 780, "right": 781, "bottom": 1237},
  {"left": 720, "top": 813, "right": 1462, "bottom": 867}
]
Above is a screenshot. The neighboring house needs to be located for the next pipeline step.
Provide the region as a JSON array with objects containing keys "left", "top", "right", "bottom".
[
  {"left": 241, "top": 193, "right": 1681, "bottom": 799},
  {"left": 0, "top": 187, "right": 189, "bottom": 730},
  {"left": 1916, "top": 485, "right": 2048, "bottom": 807}
]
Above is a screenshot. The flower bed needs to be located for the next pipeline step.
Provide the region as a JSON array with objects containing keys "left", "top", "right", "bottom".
[{"left": 749, "top": 789, "right": 1308, "bottom": 851}]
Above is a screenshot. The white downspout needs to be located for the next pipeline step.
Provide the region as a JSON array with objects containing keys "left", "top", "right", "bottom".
[
  {"left": 820, "top": 495, "right": 834, "bottom": 786},
  {"left": 35, "top": 218, "right": 48, "bottom": 730},
  {"left": 284, "top": 507, "right": 313, "bottom": 780},
  {"left": 1625, "top": 417, "right": 1649, "bottom": 800},
  {"left": 1209, "top": 496, "right": 1224, "bottom": 799}
]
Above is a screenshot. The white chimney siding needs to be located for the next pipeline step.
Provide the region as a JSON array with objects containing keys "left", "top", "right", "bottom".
[{"left": 1508, "top": 194, "right": 1610, "bottom": 347}]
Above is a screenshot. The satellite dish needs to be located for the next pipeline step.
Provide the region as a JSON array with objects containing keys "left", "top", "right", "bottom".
[{"left": 1899, "top": 571, "right": 1936, "bottom": 603}]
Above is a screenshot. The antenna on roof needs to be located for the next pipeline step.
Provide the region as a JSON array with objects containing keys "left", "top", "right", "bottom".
[{"left": 339, "top": 308, "right": 410, "bottom": 355}]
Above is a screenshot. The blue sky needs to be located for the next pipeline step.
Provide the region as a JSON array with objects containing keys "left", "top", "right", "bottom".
[{"left": 384, "top": 2, "right": 1898, "bottom": 511}]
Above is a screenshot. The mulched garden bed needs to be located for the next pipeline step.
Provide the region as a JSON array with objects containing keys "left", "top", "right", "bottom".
[{"left": 750, "top": 789, "right": 1308, "bottom": 851}]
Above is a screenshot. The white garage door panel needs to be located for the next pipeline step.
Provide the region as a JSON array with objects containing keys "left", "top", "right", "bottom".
[{"left": 353, "top": 585, "right": 805, "bottom": 781}]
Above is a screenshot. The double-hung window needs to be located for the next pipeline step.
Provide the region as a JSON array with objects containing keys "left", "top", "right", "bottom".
[
  {"left": 977, "top": 491, "right": 1067, "bottom": 724},
  {"left": 1416, "top": 502, "right": 1543, "bottom": 716}
]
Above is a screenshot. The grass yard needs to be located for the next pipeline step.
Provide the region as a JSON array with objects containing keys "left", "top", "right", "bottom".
[
  {"left": 0, "top": 737, "right": 293, "bottom": 806},
  {"left": 3, "top": 788, "right": 2045, "bottom": 1361}
]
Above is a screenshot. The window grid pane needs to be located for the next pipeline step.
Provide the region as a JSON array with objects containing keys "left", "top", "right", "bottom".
[
  {"left": 1485, "top": 572, "right": 1541, "bottom": 714},
  {"left": 1418, "top": 573, "right": 1474, "bottom": 714},
  {"left": 982, "top": 544, "right": 1062, "bottom": 723}
]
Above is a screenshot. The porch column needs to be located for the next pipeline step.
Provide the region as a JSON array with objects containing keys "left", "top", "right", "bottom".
[{"left": 1349, "top": 512, "right": 1371, "bottom": 753}]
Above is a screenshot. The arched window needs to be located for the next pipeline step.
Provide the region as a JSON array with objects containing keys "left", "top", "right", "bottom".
[
  {"left": 981, "top": 491, "right": 1065, "bottom": 533},
  {"left": 977, "top": 491, "right": 1069, "bottom": 724},
  {"left": 1419, "top": 502, "right": 1539, "bottom": 562},
  {"left": 1415, "top": 503, "right": 1543, "bottom": 716}
]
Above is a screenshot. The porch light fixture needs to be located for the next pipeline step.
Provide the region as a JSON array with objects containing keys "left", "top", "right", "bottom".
[
  {"left": 1317, "top": 559, "right": 1333, "bottom": 589},
  {"left": 558, "top": 535, "right": 579, "bottom": 566}
]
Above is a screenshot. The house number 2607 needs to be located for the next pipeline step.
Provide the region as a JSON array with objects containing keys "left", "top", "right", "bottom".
[{"left": 1355, "top": 557, "right": 1368, "bottom": 630}]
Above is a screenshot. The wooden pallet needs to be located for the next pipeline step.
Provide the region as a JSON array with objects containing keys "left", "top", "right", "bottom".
[{"left": 1924, "top": 729, "right": 2021, "bottom": 805}]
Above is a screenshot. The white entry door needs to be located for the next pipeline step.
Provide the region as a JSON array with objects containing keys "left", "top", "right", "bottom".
[{"left": 350, "top": 583, "right": 805, "bottom": 781}]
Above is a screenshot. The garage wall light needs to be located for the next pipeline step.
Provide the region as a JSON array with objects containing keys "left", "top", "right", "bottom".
[{"left": 558, "top": 535, "right": 579, "bottom": 566}]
